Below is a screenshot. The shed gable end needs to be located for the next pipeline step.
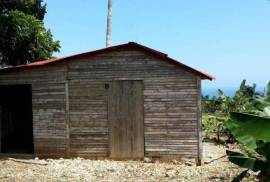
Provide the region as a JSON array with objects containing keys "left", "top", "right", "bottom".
[{"left": 67, "top": 50, "right": 197, "bottom": 80}]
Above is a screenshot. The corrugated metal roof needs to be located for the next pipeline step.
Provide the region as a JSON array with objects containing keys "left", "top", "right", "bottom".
[{"left": 0, "top": 42, "right": 215, "bottom": 80}]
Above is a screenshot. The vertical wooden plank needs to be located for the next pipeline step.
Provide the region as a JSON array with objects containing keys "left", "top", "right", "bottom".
[
  {"left": 130, "top": 81, "right": 144, "bottom": 158},
  {"left": 196, "top": 78, "right": 202, "bottom": 165},
  {"left": 108, "top": 81, "right": 115, "bottom": 157},
  {"left": 65, "top": 81, "right": 70, "bottom": 156},
  {"left": 123, "top": 82, "right": 131, "bottom": 157},
  {"left": 109, "top": 81, "right": 122, "bottom": 158},
  {"left": 109, "top": 80, "right": 144, "bottom": 158}
]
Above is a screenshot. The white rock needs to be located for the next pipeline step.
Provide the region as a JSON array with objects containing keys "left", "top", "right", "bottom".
[{"left": 143, "top": 157, "right": 152, "bottom": 163}]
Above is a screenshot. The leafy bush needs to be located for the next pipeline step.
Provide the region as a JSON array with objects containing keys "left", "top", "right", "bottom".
[
  {"left": 202, "top": 114, "right": 226, "bottom": 142},
  {"left": 202, "top": 96, "right": 221, "bottom": 113}
]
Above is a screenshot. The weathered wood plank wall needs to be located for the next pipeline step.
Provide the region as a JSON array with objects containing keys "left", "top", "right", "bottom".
[
  {"left": 68, "top": 80, "right": 109, "bottom": 157},
  {"left": 144, "top": 78, "right": 199, "bottom": 157}
]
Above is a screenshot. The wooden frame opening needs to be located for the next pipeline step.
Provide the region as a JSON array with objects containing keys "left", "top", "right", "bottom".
[{"left": 0, "top": 84, "right": 34, "bottom": 154}]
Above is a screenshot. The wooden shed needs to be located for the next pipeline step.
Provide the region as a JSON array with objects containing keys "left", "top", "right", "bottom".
[{"left": 0, "top": 42, "right": 213, "bottom": 163}]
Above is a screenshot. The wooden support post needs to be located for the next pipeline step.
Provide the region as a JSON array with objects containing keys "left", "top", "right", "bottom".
[
  {"left": 65, "top": 81, "right": 70, "bottom": 156},
  {"left": 196, "top": 78, "right": 202, "bottom": 166},
  {"left": 0, "top": 105, "right": 2, "bottom": 152}
]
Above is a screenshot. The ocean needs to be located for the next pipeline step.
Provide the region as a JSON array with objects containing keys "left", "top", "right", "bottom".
[{"left": 202, "top": 87, "right": 266, "bottom": 97}]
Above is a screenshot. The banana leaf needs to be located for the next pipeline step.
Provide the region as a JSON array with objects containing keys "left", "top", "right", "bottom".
[
  {"left": 230, "top": 112, "right": 270, "bottom": 142},
  {"left": 232, "top": 170, "right": 248, "bottom": 182},
  {"left": 256, "top": 141, "right": 270, "bottom": 161},
  {"left": 226, "top": 150, "right": 270, "bottom": 172},
  {"left": 225, "top": 119, "right": 257, "bottom": 150}
]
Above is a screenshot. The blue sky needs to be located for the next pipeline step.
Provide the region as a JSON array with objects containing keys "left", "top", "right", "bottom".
[{"left": 44, "top": 0, "right": 270, "bottom": 93}]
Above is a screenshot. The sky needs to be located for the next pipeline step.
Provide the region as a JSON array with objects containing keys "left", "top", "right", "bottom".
[{"left": 44, "top": 0, "right": 270, "bottom": 94}]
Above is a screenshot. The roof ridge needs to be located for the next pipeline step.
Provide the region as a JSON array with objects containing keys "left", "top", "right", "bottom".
[{"left": 128, "top": 42, "right": 168, "bottom": 57}]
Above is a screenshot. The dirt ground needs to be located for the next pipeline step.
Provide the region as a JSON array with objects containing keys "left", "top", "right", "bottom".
[{"left": 0, "top": 142, "right": 247, "bottom": 182}]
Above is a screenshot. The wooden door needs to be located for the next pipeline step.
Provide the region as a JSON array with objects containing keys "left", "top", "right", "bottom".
[{"left": 109, "top": 81, "right": 144, "bottom": 158}]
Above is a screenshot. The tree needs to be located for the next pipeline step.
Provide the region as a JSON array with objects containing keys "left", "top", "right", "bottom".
[
  {"left": 106, "top": 0, "right": 112, "bottom": 47},
  {"left": 0, "top": 0, "right": 60, "bottom": 66},
  {"left": 0, "top": 0, "right": 46, "bottom": 20}
]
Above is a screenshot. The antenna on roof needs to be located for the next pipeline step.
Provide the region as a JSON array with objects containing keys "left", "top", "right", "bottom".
[{"left": 106, "top": 0, "right": 112, "bottom": 47}]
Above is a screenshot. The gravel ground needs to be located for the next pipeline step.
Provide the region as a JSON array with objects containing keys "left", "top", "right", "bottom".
[{"left": 0, "top": 142, "right": 246, "bottom": 182}]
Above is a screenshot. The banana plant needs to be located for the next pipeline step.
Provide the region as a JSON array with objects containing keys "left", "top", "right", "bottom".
[
  {"left": 237, "top": 79, "right": 256, "bottom": 98},
  {"left": 225, "top": 112, "right": 270, "bottom": 182},
  {"left": 266, "top": 81, "right": 270, "bottom": 102}
]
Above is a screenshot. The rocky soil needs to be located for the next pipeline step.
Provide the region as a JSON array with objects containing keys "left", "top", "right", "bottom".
[{"left": 0, "top": 142, "right": 248, "bottom": 182}]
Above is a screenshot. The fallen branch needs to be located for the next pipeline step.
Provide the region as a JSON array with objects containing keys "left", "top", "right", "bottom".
[
  {"left": 8, "top": 158, "right": 48, "bottom": 166},
  {"left": 204, "top": 155, "right": 227, "bottom": 164}
]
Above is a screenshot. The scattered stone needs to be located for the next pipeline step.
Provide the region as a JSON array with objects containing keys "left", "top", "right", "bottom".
[
  {"left": 107, "top": 168, "right": 115, "bottom": 172},
  {"left": 165, "top": 166, "right": 173, "bottom": 170},
  {"left": 166, "top": 170, "right": 177, "bottom": 178},
  {"left": 172, "top": 159, "right": 181, "bottom": 165},
  {"left": 184, "top": 161, "right": 193, "bottom": 166}
]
